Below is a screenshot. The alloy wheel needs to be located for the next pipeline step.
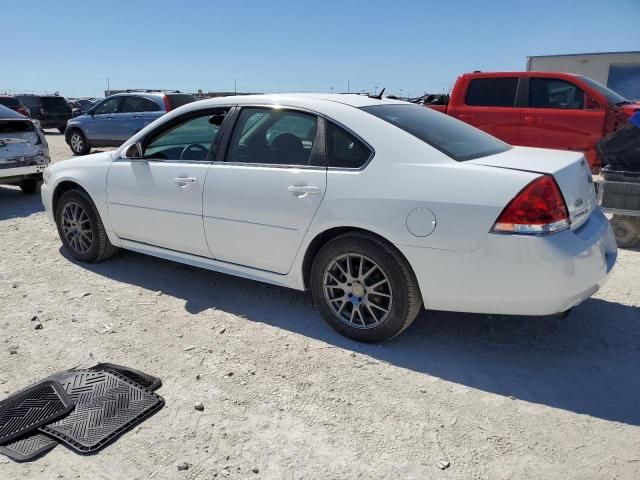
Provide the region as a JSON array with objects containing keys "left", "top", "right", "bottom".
[
  {"left": 70, "top": 133, "right": 84, "bottom": 153},
  {"left": 61, "top": 201, "right": 93, "bottom": 254},
  {"left": 322, "top": 253, "right": 393, "bottom": 329}
]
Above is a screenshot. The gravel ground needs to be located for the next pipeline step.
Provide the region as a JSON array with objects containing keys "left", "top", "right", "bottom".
[{"left": 1, "top": 132, "right": 639, "bottom": 479}]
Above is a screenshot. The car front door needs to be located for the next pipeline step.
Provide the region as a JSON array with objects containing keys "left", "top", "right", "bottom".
[
  {"left": 203, "top": 106, "right": 327, "bottom": 274},
  {"left": 518, "top": 77, "right": 606, "bottom": 158},
  {"left": 450, "top": 76, "right": 522, "bottom": 144},
  {"left": 85, "top": 97, "right": 123, "bottom": 145},
  {"left": 106, "top": 108, "right": 229, "bottom": 256}
]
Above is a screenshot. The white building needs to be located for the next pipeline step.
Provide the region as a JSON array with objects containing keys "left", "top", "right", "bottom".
[{"left": 527, "top": 51, "right": 640, "bottom": 100}]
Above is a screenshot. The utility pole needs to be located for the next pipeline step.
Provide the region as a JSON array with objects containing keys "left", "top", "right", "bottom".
[
  {"left": 234, "top": 79, "right": 237, "bottom": 94},
  {"left": 106, "top": 77, "right": 110, "bottom": 96},
  {"left": 347, "top": 80, "right": 350, "bottom": 93}
]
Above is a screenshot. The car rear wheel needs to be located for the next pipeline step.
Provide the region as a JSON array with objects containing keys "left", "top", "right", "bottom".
[
  {"left": 611, "top": 215, "right": 640, "bottom": 248},
  {"left": 310, "top": 233, "right": 422, "bottom": 342},
  {"left": 68, "top": 129, "right": 90, "bottom": 155},
  {"left": 55, "top": 189, "right": 118, "bottom": 262},
  {"left": 19, "top": 179, "right": 39, "bottom": 195}
]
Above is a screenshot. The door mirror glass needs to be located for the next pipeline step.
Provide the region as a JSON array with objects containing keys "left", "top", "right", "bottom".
[
  {"left": 585, "top": 96, "right": 602, "bottom": 110},
  {"left": 124, "top": 142, "right": 143, "bottom": 159}
]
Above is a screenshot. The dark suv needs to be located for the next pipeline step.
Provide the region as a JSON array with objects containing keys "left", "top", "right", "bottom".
[
  {"left": 16, "top": 95, "right": 72, "bottom": 132},
  {"left": 64, "top": 91, "right": 196, "bottom": 155}
]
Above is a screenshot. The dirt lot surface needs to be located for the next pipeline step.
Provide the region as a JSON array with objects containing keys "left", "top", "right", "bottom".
[{"left": 1, "top": 132, "right": 639, "bottom": 479}]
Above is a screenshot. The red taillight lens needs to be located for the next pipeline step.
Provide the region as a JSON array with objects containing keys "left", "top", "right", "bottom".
[
  {"left": 492, "top": 175, "right": 570, "bottom": 234},
  {"left": 163, "top": 95, "right": 172, "bottom": 112}
]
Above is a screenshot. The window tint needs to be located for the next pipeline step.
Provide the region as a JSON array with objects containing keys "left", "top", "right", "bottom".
[
  {"left": 227, "top": 108, "right": 318, "bottom": 166},
  {"left": 580, "top": 75, "right": 628, "bottom": 105},
  {"left": 361, "top": 104, "right": 510, "bottom": 161},
  {"left": 143, "top": 109, "right": 229, "bottom": 161},
  {"left": 18, "top": 96, "right": 42, "bottom": 110},
  {"left": 121, "top": 96, "right": 161, "bottom": 113},
  {"left": 41, "top": 97, "right": 71, "bottom": 113},
  {"left": 166, "top": 94, "right": 196, "bottom": 109},
  {"left": 0, "top": 97, "right": 20, "bottom": 108},
  {"left": 326, "top": 122, "right": 371, "bottom": 168},
  {"left": 530, "top": 78, "right": 584, "bottom": 109},
  {"left": 94, "top": 97, "right": 121, "bottom": 115},
  {"left": 465, "top": 78, "right": 518, "bottom": 107}
]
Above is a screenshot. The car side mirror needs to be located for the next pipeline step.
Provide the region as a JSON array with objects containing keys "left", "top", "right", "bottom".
[
  {"left": 124, "top": 142, "right": 144, "bottom": 160},
  {"left": 585, "top": 96, "right": 601, "bottom": 110}
]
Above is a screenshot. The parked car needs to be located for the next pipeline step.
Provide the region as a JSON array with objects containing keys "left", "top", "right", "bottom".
[
  {"left": 16, "top": 94, "right": 72, "bottom": 133},
  {"left": 71, "top": 98, "right": 100, "bottom": 117},
  {"left": 41, "top": 94, "right": 617, "bottom": 342},
  {"left": 0, "top": 104, "right": 50, "bottom": 194},
  {"left": 0, "top": 95, "right": 31, "bottom": 117},
  {"left": 65, "top": 91, "right": 196, "bottom": 155},
  {"left": 426, "top": 72, "right": 640, "bottom": 168}
]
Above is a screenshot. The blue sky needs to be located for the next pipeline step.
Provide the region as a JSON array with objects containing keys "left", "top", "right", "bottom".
[{"left": 2, "top": 0, "right": 639, "bottom": 98}]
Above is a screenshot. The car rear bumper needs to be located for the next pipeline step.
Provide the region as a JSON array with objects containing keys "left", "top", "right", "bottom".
[
  {"left": 399, "top": 208, "right": 617, "bottom": 316},
  {"left": 0, "top": 161, "right": 48, "bottom": 184}
]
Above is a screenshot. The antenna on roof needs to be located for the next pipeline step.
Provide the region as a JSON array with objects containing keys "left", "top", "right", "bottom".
[{"left": 369, "top": 87, "right": 385, "bottom": 100}]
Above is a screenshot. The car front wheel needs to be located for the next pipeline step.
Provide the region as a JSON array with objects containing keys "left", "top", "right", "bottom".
[
  {"left": 68, "top": 129, "right": 90, "bottom": 155},
  {"left": 55, "top": 189, "right": 118, "bottom": 262},
  {"left": 310, "top": 233, "right": 422, "bottom": 342}
]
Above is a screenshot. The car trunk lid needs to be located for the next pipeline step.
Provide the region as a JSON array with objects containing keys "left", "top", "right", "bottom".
[{"left": 467, "top": 146, "right": 597, "bottom": 230}]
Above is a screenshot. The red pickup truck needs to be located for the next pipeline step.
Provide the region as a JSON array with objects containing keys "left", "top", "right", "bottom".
[{"left": 427, "top": 71, "right": 640, "bottom": 168}]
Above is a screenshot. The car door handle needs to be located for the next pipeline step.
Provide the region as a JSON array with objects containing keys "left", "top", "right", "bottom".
[
  {"left": 524, "top": 116, "right": 544, "bottom": 123},
  {"left": 457, "top": 113, "right": 476, "bottom": 119},
  {"left": 173, "top": 177, "right": 198, "bottom": 187},
  {"left": 288, "top": 185, "right": 321, "bottom": 197},
  {"left": 133, "top": 115, "right": 143, "bottom": 119}
]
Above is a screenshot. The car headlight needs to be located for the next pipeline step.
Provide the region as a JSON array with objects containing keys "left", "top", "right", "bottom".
[{"left": 42, "top": 167, "right": 51, "bottom": 185}]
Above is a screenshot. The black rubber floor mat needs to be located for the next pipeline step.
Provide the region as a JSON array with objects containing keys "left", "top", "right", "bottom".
[
  {"left": 88, "top": 363, "right": 162, "bottom": 391},
  {"left": 0, "top": 381, "right": 74, "bottom": 444},
  {"left": 0, "top": 433, "right": 58, "bottom": 462},
  {"left": 39, "top": 370, "right": 164, "bottom": 453}
]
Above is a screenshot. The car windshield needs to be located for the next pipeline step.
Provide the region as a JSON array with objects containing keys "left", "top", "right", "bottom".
[
  {"left": 579, "top": 76, "right": 629, "bottom": 105},
  {"left": 361, "top": 104, "right": 510, "bottom": 161}
]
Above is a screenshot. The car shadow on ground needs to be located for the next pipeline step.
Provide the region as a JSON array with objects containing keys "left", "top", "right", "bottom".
[
  {"left": 0, "top": 186, "right": 43, "bottom": 220},
  {"left": 69, "top": 248, "right": 640, "bottom": 426}
]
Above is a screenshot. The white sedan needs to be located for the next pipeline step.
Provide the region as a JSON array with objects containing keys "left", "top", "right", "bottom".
[{"left": 42, "top": 94, "right": 617, "bottom": 342}]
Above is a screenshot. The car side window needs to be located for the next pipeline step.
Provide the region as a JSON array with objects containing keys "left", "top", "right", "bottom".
[
  {"left": 465, "top": 78, "right": 518, "bottom": 107},
  {"left": 121, "top": 96, "right": 161, "bottom": 113},
  {"left": 94, "top": 98, "right": 121, "bottom": 115},
  {"left": 143, "top": 109, "right": 229, "bottom": 161},
  {"left": 530, "top": 78, "right": 584, "bottom": 109},
  {"left": 226, "top": 107, "right": 318, "bottom": 166},
  {"left": 326, "top": 122, "right": 371, "bottom": 169}
]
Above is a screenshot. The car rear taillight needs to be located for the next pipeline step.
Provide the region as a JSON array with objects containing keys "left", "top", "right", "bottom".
[
  {"left": 163, "top": 95, "right": 172, "bottom": 112},
  {"left": 491, "top": 175, "right": 570, "bottom": 234}
]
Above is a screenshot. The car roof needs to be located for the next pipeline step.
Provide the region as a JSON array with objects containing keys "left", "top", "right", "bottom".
[{"left": 189, "top": 93, "right": 408, "bottom": 109}]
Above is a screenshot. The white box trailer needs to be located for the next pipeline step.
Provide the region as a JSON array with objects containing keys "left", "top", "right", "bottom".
[{"left": 527, "top": 51, "right": 640, "bottom": 100}]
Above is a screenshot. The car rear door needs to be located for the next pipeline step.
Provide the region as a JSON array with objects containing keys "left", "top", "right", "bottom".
[
  {"left": 85, "top": 97, "right": 123, "bottom": 144},
  {"left": 107, "top": 108, "right": 229, "bottom": 256},
  {"left": 203, "top": 106, "right": 327, "bottom": 274},
  {"left": 518, "top": 77, "right": 606, "bottom": 159},
  {"left": 118, "top": 96, "right": 158, "bottom": 142},
  {"left": 449, "top": 76, "right": 522, "bottom": 144}
]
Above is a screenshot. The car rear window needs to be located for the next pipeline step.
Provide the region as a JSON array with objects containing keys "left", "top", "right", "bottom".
[
  {"left": 465, "top": 78, "right": 518, "bottom": 107},
  {"left": 0, "top": 97, "right": 20, "bottom": 108},
  {"left": 17, "top": 96, "right": 43, "bottom": 110},
  {"left": 41, "top": 97, "right": 71, "bottom": 113},
  {"left": 361, "top": 104, "right": 510, "bottom": 161},
  {"left": 166, "top": 94, "right": 196, "bottom": 109}
]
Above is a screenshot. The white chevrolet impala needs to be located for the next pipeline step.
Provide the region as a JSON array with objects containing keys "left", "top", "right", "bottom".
[{"left": 42, "top": 94, "right": 617, "bottom": 342}]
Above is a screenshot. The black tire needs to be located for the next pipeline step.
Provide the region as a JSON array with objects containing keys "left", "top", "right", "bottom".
[
  {"left": 310, "top": 232, "right": 423, "bottom": 342},
  {"left": 611, "top": 215, "right": 640, "bottom": 248},
  {"left": 19, "top": 179, "right": 39, "bottom": 195},
  {"left": 67, "top": 129, "right": 90, "bottom": 155},
  {"left": 55, "top": 189, "right": 118, "bottom": 262}
]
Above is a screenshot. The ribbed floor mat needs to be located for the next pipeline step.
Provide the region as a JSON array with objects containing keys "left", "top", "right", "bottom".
[
  {"left": 89, "top": 363, "right": 162, "bottom": 391},
  {"left": 0, "top": 433, "right": 58, "bottom": 462},
  {"left": 39, "top": 370, "right": 164, "bottom": 453},
  {"left": 0, "top": 381, "right": 74, "bottom": 444}
]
